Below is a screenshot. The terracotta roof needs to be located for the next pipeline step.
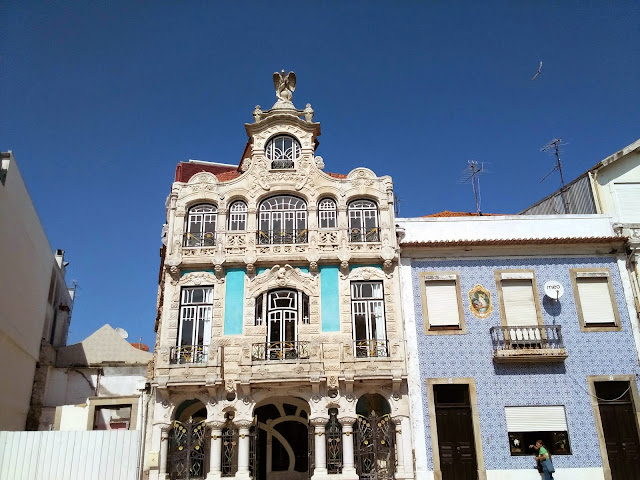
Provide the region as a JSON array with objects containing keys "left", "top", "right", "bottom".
[
  {"left": 422, "top": 210, "right": 502, "bottom": 217},
  {"left": 130, "top": 342, "right": 150, "bottom": 352},
  {"left": 327, "top": 172, "right": 347, "bottom": 179},
  {"left": 175, "top": 162, "right": 240, "bottom": 182},
  {"left": 401, "top": 236, "right": 625, "bottom": 247}
]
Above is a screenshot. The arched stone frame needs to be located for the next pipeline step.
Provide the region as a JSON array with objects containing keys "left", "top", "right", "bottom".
[
  {"left": 339, "top": 267, "right": 395, "bottom": 358},
  {"left": 243, "top": 265, "right": 320, "bottom": 338},
  {"left": 251, "top": 123, "right": 316, "bottom": 160},
  {"left": 161, "top": 271, "right": 224, "bottom": 365}
]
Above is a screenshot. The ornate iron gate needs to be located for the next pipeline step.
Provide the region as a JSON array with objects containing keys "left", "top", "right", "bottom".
[
  {"left": 308, "top": 420, "right": 315, "bottom": 479},
  {"left": 169, "top": 418, "right": 207, "bottom": 480},
  {"left": 354, "top": 413, "right": 395, "bottom": 480}
]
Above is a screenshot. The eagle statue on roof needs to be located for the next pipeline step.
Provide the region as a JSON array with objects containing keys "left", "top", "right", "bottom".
[{"left": 273, "top": 70, "right": 296, "bottom": 103}]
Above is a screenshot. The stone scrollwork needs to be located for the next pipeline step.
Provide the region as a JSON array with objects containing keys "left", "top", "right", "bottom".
[{"left": 245, "top": 264, "right": 318, "bottom": 298}]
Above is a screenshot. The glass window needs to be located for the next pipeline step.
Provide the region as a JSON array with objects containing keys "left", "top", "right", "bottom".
[
  {"left": 505, "top": 406, "right": 571, "bottom": 456},
  {"left": 229, "top": 201, "right": 247, "bottom": 231},
  {"left": 319, "top": 198, "right": 337, "bottom": 229},
  {"left": 258, "top": 195, "right": 307, "bottom": 244},
  {"left": 265, "top": 135, "right": 301, "bottom": 169},
  {"left": 351, "top": 281, "right": 387, "bottom": 357},
  {"left": 175, "top": 286, "right": 213, "bottom": 363},
  {"left": 570, "top": 269, "right": 621, "bottom": 330},
  {"left": 185, "top": 204, "right": 217, "bottom": 247},
  {"left": 348, "top": 199, "right": 379, "bottom": 242},
  {"left": 93, "top": 405, "right": 132, "bottom": 430}
]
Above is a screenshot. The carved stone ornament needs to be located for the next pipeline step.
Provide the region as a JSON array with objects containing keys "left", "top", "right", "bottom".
[
  {"left": 246, "top": 264, "right": 318, "bottom": 298},
  {"left": 342, "top": 266, "right": 387, "bottom": 282},
  {"left": 253, "top": 105, "right": 263, "bottom": 123},
  {"left": 180, "top": 271, "right": 221, "bottom": 286},
  {"left": 273, "top": 70, "right": 296, "bottom": 106},
  {"left": 225, "top": 379, "right": 235, "bottom": 393},
  {"left": 304, "top": 103, "right": 314, "bottom": 122}
]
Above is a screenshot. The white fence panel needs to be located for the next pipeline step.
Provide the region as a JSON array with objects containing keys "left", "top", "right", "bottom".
[{"left": 0, "top": 430, "right": 139, "bottom": 480}]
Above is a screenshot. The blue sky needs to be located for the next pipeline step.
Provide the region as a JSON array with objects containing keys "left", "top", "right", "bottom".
[{"left": 2, "top": 1, "right": 639, "bottom": 347}]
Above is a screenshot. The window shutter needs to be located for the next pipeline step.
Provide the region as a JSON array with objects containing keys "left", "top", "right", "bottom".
[
  {"left": 505, "top": 406, "right": 568, "bottom": 432},
  {"left": 577, "top": 277, "right": 616, "bottom": 324},
  {"left": 615, "top": 183, "right": 640, "bottom": 223},
  {"left": 425, "top": 280, "right": 460, "bottom": 327},
  {"left": 502, "top": 279, "right": 538, "bottom": 326}
]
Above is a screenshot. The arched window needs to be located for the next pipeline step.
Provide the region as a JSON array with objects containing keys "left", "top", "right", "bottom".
[
  {"left": 318, "top": 198, "right": 337, "bottom": 229},
  {"left": 258, "top": 195, "right": 307, "bottom": 244},
  {"left": 348, "top": 199, "right": 379, "bottom": 242},
  {"left": 228, "top": 200, "right": 247, "bottom": 231},
  {"left": 185, "top": 204, "right": 217, "bottom": 246},
  {"left": 253, "top": 289, "right": 310, "bottom": 360},
  {"left": 265, "top": 135, "right": 301, "bottom": 169}
]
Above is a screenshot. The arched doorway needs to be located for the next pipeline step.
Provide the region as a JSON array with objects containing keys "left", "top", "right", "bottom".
[
  {"left": 254, "top": 397, "right": 311, "bottom": 480},
  {"left": 355, "top": 394, "right": 395, "bottom": 480},
  {"left": 169, "top": 399, "right": 208, "bottom": 480}
]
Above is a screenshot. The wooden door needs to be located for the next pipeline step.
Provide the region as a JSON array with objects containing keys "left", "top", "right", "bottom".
[
  {"left": 596, "top": 381, "right": 640, "bottom": 479},
  {"left": 434, "top": 385, "right": 478, "bottom": 480}
]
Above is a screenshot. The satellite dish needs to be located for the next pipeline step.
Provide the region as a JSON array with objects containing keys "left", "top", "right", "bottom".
[
  {"left": 115, "top": 327, "right": 129, "bottom": 339},
  {"left": 544, "top": 281, "right": 564, "bottom": 300}
]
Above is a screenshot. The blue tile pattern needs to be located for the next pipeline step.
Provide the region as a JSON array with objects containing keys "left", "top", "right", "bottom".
[{"left": 410, "top": 257, "right": 640, "bottom": 471}]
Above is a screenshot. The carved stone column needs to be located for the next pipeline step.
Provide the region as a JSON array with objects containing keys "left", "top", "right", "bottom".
[
  {"left": 339, "top": 416, "right": 358, "bottom": 479},
  {"left": 310, "top": 417, "right": 328, "bottom": 478},
  {"left": 206, "top": 420, "right": 225, "bottom": 480},
  {"left": 159, "top": 424, "right": 171, "bottom": 480},
  {"left": 392, "top": 416, "right": 405, "bottom": 475},
  {"left": 235, "top": 419, "right": 253, "bottom": 479}
]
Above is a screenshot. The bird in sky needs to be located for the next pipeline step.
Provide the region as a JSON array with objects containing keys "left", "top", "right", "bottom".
[{"left": 531, "top": 61, "right": 543, "bottom": 80}]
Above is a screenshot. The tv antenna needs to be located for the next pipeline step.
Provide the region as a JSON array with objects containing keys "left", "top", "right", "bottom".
[
  {"left": 458, "top": 161, "right": 486, "bottom": 215},
  {"left": 540, "top": 138, "right": 570, "bottom": 213}
]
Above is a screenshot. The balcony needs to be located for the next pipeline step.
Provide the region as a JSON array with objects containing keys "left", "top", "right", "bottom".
[
  {"left": 490, "top": 325, "right": 567, "bottom": 363},
  {"left": 349, "top": 227, "right": 380, "bottom": 243},
  {"left": 183, "top": 232, "right": 216, "bottom": 247},
  {"left": 171, "top": 344, "right": 209, "bottom": 364},
  {"left": 354, "top": 339, "right": 389, "bottom": 358},
  {"left": 251, "top": 341, "right": 310, "bottom": 361},
  {"left": 257, "top": 229, "right": 308, "bottom": 245}
]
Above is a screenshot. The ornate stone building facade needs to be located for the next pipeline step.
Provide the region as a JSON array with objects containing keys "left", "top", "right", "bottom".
[{"left": 146, "top": 73, "right": 412, "bottom": 480}]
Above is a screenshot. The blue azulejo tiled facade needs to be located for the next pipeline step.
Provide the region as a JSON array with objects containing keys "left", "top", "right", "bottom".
[{"left": 408, "top": 256, "right": 640, "bottom": 474}]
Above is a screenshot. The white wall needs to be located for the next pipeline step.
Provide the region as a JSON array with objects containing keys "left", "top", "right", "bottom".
[{"left": 0, "top": 154, "right": 61, "bottom": 430}]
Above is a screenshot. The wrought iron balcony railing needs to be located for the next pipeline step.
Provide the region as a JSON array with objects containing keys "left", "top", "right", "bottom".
[
  {"left": 183, "top": 232, "right": 216, "bottom": 247},
  {"left": 171, "top": 344, "right": 209, "bottom": 364},
  {"left": 257, "top": 229, "right": 308, "bottom": 245},
  {"left": 490, "top": 325, "right": 567, "bottom": 362},
  {"left": 349, "top": 227, "right": 380, "bottom": 243},
  {"left": 251, "top": 341, "right": 310, "bottom": 361},
  {"left": 354, "top": 339, "right": 389, "bottom": 358}
]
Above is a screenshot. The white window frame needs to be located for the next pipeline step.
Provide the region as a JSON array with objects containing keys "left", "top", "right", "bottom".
[
  {"left": 265, "top": 135, "right": 301, "bottom": 169},
  {"left": 570, "top": 268, "right": 621, "bottom": 331},
  {"left": 318, "top": 198, "right": 337, "bottom": 229},
  {"left": 348, "top": 199, "right": 379, "bottom": 242},
  {"left": 351, "top": 281, "right": 387, "bottom": 357},
  {"left": 420, "top": 272, "right": 466, "bottom": 334},
  {"left": 258, "top": 195, "right": 307, "bottom": 244},
  {"left": 228, "top": 200, "right": 247, "bottom": 231},
  {"left": 185, "top": 204, "right": 217, "bottom": 246},
  {"left": 177, "top": 286, "right": 213, "bottom": 362}
]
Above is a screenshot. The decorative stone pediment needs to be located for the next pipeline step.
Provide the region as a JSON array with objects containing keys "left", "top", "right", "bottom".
[
  {"left": 342, "top": 266, "right": 388, "bottom": 281},
  {"left": 179, "top": 271, "right": 221, "bottom": 287},
  {"left": 245, "top": 264, "right": 318, "bottom": 298}
]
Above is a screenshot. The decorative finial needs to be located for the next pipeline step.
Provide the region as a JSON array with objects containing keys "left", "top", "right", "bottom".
[
  {"left": 273, "top": 70, "right": 296, "bottom": 105},
  {"left": 304, "top": 103, "right": 314, "bottom": 122},
  {"left": 252, "top": 105, "right": 263, "bottom": 122}
]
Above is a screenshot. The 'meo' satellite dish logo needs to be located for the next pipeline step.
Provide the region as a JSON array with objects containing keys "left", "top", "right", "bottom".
[{"left": 544, "top": 281, "right": 564, "bottom": 300}]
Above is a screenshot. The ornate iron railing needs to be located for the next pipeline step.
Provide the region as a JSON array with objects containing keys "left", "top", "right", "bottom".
[
  {"left": 221, "top": 427, "right": 238, "bottom": 477},
  {"left": 169, "top": 418, "right": 207, "bottom": 480},
  {"left": 171, "top": 344, "right": 208, "bottom": 364},
  {"left": 251, "top": 341, "right": 310, "bottom": 361},
  {"left": 354, "top": 339, "right": 389, "bottom": 358},
  {"left": 256, "top": 229, "right": 308, "bottom": 245},
  {"left": 326, "top": 410, "right": 343, "bottom": 474},
  {"left": 183, "top": 232, "right": 216, "bottom": 247},
  {"left": 271, "top": 159, "right": 295, "bottom": 169},
  {"left": 349, "top": 227, "right": 380, "bottom": 243},
  {"left": 490, "top": 325, "right": 565, "bottom": 351},
  {"left": 355, "top": 413, "right": 395, "bottom": 480}
]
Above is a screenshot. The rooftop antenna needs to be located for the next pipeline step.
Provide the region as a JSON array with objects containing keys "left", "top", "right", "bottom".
[
  {"left": 459, "top": 161, "right": 486, "bottom": 215},
  {"left": 540, "top": 138, "right": 570, "bottom": 213}
]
